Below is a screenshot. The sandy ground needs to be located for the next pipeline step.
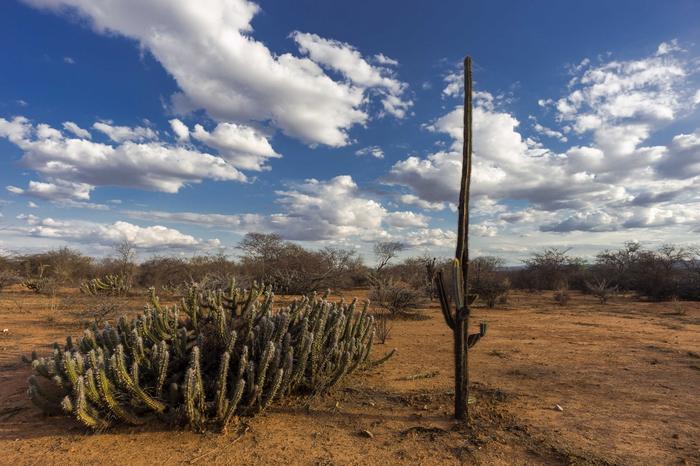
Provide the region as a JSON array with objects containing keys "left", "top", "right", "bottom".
[{"left": 0, "top": 287, "right": 698, "bottom": 465}]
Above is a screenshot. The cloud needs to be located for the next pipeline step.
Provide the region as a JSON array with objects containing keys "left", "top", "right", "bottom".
[
  {"left": 124, "top": 175, "right": 438, "bottom": 245},
  {"left": 355, "top": 145, "right": 384, "bottom": 159},
  {"left": 398, "top": 194, "right": 445, "bottom": 211},
  {"left": 63, "top": 56, "right": 75, "bottom": 64},
  {"left": 556, "top": 45, "right": 692, "bottom": 134},
  {"left": 191, "top": 122, "right": 280, "bottom": 171},
  {"left": 23, "top": 0, "right": 409, "bottom": 146},
  {"left": 15, "top": 215, "right": 216, "bottom": 250},
  {"left": 92, "top": 121, "right": 157, "bottom": 142},
  {"left": 540, "top": 211, "right": 619, "bottom": 233},
  {"left": 6, "top": 179, "right": 92, "bottom": 201},
  {"left": 387, "top": 102, "right": 601, "bottom": 210},
  {"left": 404, "top": 228, "right": 456, "bottom": 247},
  {"left": 383, "top": 41, "right": 700, "bottom": 255},
  {"left": 169, "top": 118, "right": 189, "bottom": 141},
  {"left": 0, "top": 116, "right": 246, "bottom": 201},
  {"left": 123, "top": 210, "right": 264, "bottom": 230},
  {"left": 656, "top": 39, "right": 683, "bottom": 56},
  {"left": 531, "top": 119, "right": 568, "bottom": 142},
  {"left": 656, "top": 129, "right": 700, "bottom": 179},
  {"left": 442, "top": 71, "right": 462, "bottom": 98},
  {"left": 472, "top": 223, "right": 499, "bottom": 237},
  {"left": 292, "top": 32, "right": 412, "bottom": 118},
  {"left": 385, "top": 211, "right": 428, "bottom": 228},
  {"left": 62, "top": 121, "right": 91, "bottom": 139},
  {"left": 373, "top": 53, "right": 399, "bottom": 66},
  {"left": 272, "top": 176, "right": 389, "bottom": 241}
]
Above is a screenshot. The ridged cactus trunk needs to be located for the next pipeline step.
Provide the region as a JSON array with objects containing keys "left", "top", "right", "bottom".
[
  {"left": 435, "top": 56, "right": 487, "bottom": 421},
  {"left": 24, "top": 282, "right": 388, "bottom": 432}
]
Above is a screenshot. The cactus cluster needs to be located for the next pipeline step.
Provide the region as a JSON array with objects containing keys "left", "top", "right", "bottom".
[
  {"left": 25, "top": 282, "right": 385, "bottom": 432},
  {"left": 80, "top": 274, "right": 131, "bottom": 296}
]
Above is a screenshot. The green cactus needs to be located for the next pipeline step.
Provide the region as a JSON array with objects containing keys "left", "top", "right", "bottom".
[
  {"left": 433, "top": 56, "right": 488, "bottom": 421},
  {"left": 80, "top": 274, "right": 131, "bottom": 296},
  {"left": 24, "top": 281, "right": 393, "bottom": 432}
]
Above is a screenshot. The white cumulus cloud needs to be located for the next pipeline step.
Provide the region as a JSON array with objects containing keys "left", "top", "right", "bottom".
[{"left": 23, "top": 0, "right": 410, "bottom": 146}]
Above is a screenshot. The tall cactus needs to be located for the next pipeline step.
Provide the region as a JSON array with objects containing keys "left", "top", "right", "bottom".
[
  {"left": 434, "top": 56, "right": 487, "bottom": 421},
  {"left": 25, "top": 281, "right": 392, "bottom": 432}
]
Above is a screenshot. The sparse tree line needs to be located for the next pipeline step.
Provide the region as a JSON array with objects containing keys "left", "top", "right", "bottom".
[
  {"left": 511, "top": 242, "right": 700, "bottom": 302},
  {"left": 1, "top": 237, "right": 699, "bottom": 306}
]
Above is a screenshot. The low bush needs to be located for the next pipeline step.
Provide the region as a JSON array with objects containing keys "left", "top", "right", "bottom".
[
  {"left": 375, "top": 314, "right": 392, "bottom": 344},
  {"left": 369, "top": 279, "right": 425, "bottom": 317},
  {"left": 585, "top": 278, "right": 617, "bottom": 304},
  {"left": 553, "top": 287, "right": 570, "bottom": 306},
  {"left": 0, "top": 269, "right": 20, "bottom": 293}
]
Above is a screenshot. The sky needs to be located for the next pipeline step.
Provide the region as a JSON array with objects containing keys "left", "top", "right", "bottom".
[{"left": 1, "top": 0, "right": 699, "bottom": 264}]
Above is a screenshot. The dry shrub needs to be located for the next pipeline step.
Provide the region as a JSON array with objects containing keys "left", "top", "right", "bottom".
[
  {"left": 83, "top": 302, "right": 120, "bottom": 327},
  {"left": 521, "top": 248, "right": 586, "bottom": 291},
  {"left": 473, "top": 277, "right": 511, "bottom": 308},
  {"left": 375, "top": 314, "right": 392, "bottom": 344},
  {"left": 370, "top": 279, "right": 425, "bottom": 317},
  {"left": 470, "top": 257, "right": 510, "bottom": 308},
  {"left": 16, "top": 248, "right": 94, "bottom": 286},
  {"left": 238, "top": 233, "right": 364, "bottom": 294},
  {"left": 553, "top": 287, "right": 570, "bottom": 306},
  {"left": 136, "top": 255, "right": 237, "bottom": 293},
  {"left": 0, "top": 269, "right": 20, "bottom": 293},
  {"left": 585, "top": 278, "right": 617, "bottom": 304}
]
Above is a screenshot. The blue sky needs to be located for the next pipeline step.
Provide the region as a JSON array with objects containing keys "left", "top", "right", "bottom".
[{"left": 1, "top": 0, "right": 699, "bottom": 263}]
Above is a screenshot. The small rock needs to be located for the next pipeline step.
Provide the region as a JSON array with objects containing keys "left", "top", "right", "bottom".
[
  {"left": 359, "top": 429, "right": 374, "bottom": 439},
  {"left": 554, "top": 404, "right": 564, "bottom": 412},
  {"left": 2, "top": 329, "right": 8, "bottom": 334}
]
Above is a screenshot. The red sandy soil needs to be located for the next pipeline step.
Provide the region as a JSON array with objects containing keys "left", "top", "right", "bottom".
[{"left": 0, "top": 287, "right": 698, "bottom": 465}]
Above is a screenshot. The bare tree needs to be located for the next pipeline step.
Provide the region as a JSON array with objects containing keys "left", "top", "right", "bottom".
[
  {"left": 114, "top": 239, "right": 136, "bottom": 285},
  {"left": 373, "top": 241, "right": 405, "bottom": 272},
  {"left": 585, "top": 278, "right": 617, "bottom": 304},
  {"left": 237, "top": 232, "right": 284, "bottom": 280},
  {"left": 470, "top": 256, "right": 509, "bottom": 308},
  {"left": 522, "top": 247, "right": 586, "bottom": 290},
  {"left": 238, "top": 233, "right": 283, "bottom": 261}
]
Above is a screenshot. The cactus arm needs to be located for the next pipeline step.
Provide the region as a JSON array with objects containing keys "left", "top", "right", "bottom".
[
  {"left": 215, "top": 351, "right": 231, "bottom": 419},
  {"left": 220, "top": 378, "right": 245, "bottom": 433},
  {"left": 183, "top": 367, "right": 198, "bottom": 426},
  {"left": 435, "top": 271, "right": 455, "bottom": 329},
  {"left": 155, "top": 342, "right": 169, "bottom": 398},
  {"left": 95, "top": 365, "right": 144, "bottom": 425},
  {"left": 258, "top": 368, "right": 283, "bottom": 413},
  {"left": 73, "top": 377, "right": 110, "bottom": 430},
  {"left": 112, "top": 346, "right": 165, "bottom": 413}
]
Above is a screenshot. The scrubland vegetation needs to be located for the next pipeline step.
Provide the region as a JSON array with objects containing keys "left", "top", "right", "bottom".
[
  {"left": 1, "top": 236, "right": 699, "bottom": 464},
  {"left": 4, "top": 236, "right": 698, "bottom": 305}
]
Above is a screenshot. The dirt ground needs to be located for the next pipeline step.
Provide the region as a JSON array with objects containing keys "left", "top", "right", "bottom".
[{"left": 0, "top": 287, "right": 698, "bottom": 466}]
